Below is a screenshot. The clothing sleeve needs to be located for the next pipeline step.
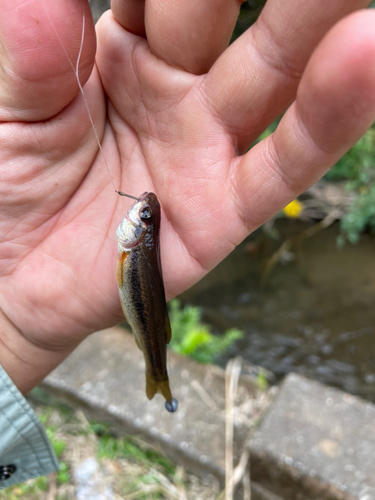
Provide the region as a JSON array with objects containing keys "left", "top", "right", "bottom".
[{"left": 0, "top": 365, "right": 59, "bottom": 489}]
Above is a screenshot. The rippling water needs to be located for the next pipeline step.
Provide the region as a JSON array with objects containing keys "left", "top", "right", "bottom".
[{"left": 180, "top": 220, "right": 375, "bottom": 402}]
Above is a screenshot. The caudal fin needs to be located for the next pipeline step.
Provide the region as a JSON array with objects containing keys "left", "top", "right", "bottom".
[{"left": 145, "top": 374, "right": 178, "bottom": 412}]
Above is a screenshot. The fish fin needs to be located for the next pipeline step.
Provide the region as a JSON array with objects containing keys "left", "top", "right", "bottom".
[
  {"left": 120, "top": 306, "right": 128, "bottom": 324},
  {"left": 133, "top": 334, "right": 142, "bottom": 351},
  {"left": 116, "top": 251, "right": 127, "bottom": 289},
  {"left": 117, "top": 251, "right": 129, "bottom": 323},
  {"left": 145, "top": 374, "right": 173, "bottom": 403},
  {"left": 165, "top": 313, "right": 172, "bottom": 344},
  {"left": 145, "top": 375, "right": 158, "bottom": 400}
]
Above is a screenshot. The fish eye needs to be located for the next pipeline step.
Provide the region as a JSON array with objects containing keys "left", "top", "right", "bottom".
[{"left": 140, "top": 207, "right": 152, "bottom": 220}]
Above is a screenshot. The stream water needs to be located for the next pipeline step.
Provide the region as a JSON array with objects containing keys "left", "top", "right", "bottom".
[{"left": 180, "top": 219, "right": 375, "bottom": 403}]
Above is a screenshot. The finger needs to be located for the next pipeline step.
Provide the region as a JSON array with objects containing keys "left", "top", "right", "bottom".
[
  {"left": 96, "top": 10, "right": 197, "bottom": 129},
  {"left": 233, "top": 10, "right": 375, "bottom": 236},
  {"left": 111, "top": 0, "right": 146, "bottom": 36},
  {"left": 0, "top": 0, "right": 96, "bottom": 121},
  {"left": 145, "top": 0, "right": 243, "bottom": 75},
  {"left": 205, "top": 0, "right": 370, "bottom": 153}
]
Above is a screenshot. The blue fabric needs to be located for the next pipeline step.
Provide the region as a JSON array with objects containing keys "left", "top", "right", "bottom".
[{"left": 0, "top": 365, "right": 59, "bottom": 489}]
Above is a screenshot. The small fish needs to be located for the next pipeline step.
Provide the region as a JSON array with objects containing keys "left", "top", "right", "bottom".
[{"left": 116, "top": 191, "right": 178, "bottom": 413}]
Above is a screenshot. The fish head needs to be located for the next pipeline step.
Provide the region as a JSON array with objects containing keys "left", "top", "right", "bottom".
[{"left": 116, "top": 192, "right": 161, "bottom": 250}]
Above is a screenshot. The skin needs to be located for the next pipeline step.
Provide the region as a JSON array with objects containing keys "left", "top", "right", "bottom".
[{"left": 0, "top": 0, "right": 375, "bottom": 394}]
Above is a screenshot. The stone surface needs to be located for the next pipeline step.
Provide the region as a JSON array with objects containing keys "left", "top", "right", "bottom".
[
  {"left": 41, "top": 327, "right": 261, "bottom": 483},
  {"left": 249, "top": 373, "right": 375, "bottom": 500}
]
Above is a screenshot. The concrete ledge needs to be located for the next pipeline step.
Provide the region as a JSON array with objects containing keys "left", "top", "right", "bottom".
[
  {"left": 249, "top": 373, "right": 375, "bottom": 500},
  {"left": 40, "top": 328, "right": 264, "bottom": 483},
  {"left": 37, "top": 329, "right": 375, "bottom": 500}
]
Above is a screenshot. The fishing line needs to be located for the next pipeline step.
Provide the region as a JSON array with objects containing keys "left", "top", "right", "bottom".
[
  {"left": 40, "top": 2, "right": 138, "bottom": 200},
  {"left": 116, "top": 191, "right": 141, "bottom": 201}
]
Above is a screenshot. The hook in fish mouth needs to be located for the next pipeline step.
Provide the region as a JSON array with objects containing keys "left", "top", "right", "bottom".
[
  {"left": 116, "top": 191, "right": 149, "bottom": 201},
  {"left": 115, "top": 190, "right": 141, "bottom": 201}
]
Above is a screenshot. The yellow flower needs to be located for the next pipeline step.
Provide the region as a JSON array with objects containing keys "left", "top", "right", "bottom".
[{"left": 283, "top": 199, "right": 304, "bottom": 218}]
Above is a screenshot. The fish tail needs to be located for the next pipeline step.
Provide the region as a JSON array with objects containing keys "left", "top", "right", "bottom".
[
  {"left": 145, "top": 374, "right": 178, "bottom": 412},
  {"left": 145, "top": 374, "right": 172, "bottom": 401}
]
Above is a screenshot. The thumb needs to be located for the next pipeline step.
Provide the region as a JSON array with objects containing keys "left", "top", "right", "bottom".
[{"left": 0, "top": 0, "right": 96, "bottom": 122}]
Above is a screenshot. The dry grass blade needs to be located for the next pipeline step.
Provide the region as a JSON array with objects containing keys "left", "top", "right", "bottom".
[
  {"left": 123, "top": 483, "right": 168, "bottom": 500},
  {"left": 46, "top": 472, "right": 57, "bottom": 500},
  {"left": 174, "top": 466, "right": 188, "bottom": 500},
  {"left": 191, "top": 379, "right": 220, "bottom": 412},
  {"left": 152, "top": 469, "right": 184, "bottom": 499},
  {"left": 225, "top": 357, "right": 242, "bottom": 500},
  {"left": 242, "top": 472, "right": 251, "bottom": 500},
  {"left": 217, "top": 357, "right": 253, "bottom": 500},
  {"left": 216, "top": 448, "right": 251, "bottom": 500},
  {"left": 232, "top": 449, "right": 250, "bottom": 490}
]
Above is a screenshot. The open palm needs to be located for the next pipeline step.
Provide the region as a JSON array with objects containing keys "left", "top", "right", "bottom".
[{"left": 1, "top": 0, "right": 375, "bottom": 392}]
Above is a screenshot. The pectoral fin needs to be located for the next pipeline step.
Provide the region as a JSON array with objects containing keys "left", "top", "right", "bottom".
[
  {"left": 165, "top": 313, "right": 172, "bottom": 344},
  {"left": 117, "top": 251, "right": 127, "bottom": 289},
  {"left": 133, "top": 334, "right": 143, "bottom": 352}
]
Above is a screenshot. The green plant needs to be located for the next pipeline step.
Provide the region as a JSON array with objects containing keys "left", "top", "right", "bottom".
[
  {"left": 57, "top": 462, "right": 70, "bottom": 485},
  {"left": 45, "top": 425, "right": 70, "bottom": 485},
  {"left": 89, "top": 421, "right": 110, "bottom": 436},
  {"left": 325, "top": 128, "right": 375, "bottom": 183},
  {"left": 256, "top": 369, "right": 269, "bottom": 391},
  {"left": 168, "top": 300, "right": 243, "bottom": 364},
  {"left": 122, "top": 472, "right": 166, "bottom": 499},
  {"left": 97, "top": 433, "right": 175, "bottom": 477},
  {"left": 0, "top": 475, "right": 49, "bottom": 499},
  {"left": 231, "top": 0, "right": 267, "bottom": 42},
  {"left": 256, "top": 121, "right": 375, "bottom": 244},
  {"left": 325, "top": 127, "right": 375, "bottom": 244},
  {"left": 254, "top": 121, "right": 279, "bottom": 144},
  {"left": 46, "top": 428, "right": 66, "bottom": 458}
]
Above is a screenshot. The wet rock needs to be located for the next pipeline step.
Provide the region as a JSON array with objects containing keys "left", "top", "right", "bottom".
[{"left": 249, "top": 373, "right": 375, "bottom": 500}]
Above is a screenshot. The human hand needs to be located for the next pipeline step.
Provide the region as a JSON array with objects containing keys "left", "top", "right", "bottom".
[{"left": 1, "top": 0, "right": 375, "bottom": 393}]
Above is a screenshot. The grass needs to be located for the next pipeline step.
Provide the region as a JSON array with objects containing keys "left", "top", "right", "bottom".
[
  {"left": 0, "top": 477, "right": 49, "bottom": 500},
  {"left": 0, "top": 375, "right": 275, "bottom": 499},
  {"left": 96, "top": 433, "right": 176, "bottom": 477},
  {"left": 0, "top": 402, "right": 220, "bottom": 500},
  {"left": 169, "top": 299, "right": 243, "bottom": 364},
  {"left": 257, "top": 121, "right": 375, "bottom": 245}
]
